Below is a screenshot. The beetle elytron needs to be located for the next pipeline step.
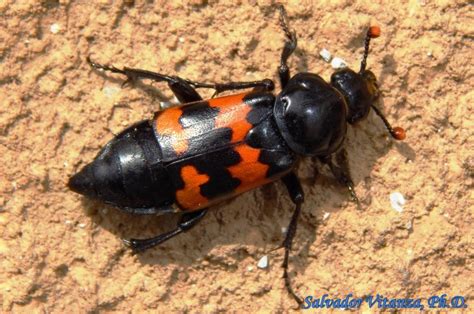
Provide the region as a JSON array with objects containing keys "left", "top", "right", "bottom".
[{"left": 68, "top": 5, "right": 405, "bottom": 305}]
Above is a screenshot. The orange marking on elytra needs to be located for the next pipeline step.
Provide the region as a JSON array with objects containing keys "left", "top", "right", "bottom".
[
  {"left": 176, "top": 165, "right": 209, "bottom": 210},
  {"left": 209, "top": 93, "right": 253, "bottom": 143},
  {"left": 155, "top": 107, "right": 188, "bottom": 154},
  {"left": 228, "top": 145, "right": 270, "bottom": 194}
]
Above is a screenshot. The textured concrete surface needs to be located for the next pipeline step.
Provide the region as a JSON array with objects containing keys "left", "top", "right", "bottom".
[{"left": 0, "top": 0, "right": 472, "bottom": 312}]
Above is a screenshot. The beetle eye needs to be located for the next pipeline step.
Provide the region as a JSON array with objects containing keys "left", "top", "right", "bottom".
[{"left": 281, "top": 97, "right": 290, "bottom": 112}]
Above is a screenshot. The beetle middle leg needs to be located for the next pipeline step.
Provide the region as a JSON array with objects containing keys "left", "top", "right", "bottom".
[
  {"left": 319, "top": 149, "right": 361, "bottom": 208},
  {"left": 123, "top": 208, "right": 208, "bottom": 252},
  {"left": 281, "top": 172, "right": 305, "bottom": 305},
  {"left": 87, "top": 57, "right": 274, "bottom": 103}
]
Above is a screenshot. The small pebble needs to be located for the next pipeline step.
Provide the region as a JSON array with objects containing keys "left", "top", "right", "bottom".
[
  {"left": 281, "top": 227, "right": 287, "bottom": 234},
  {"left": 50, "top": 23, "right": 60, "bottom": 34},
  {"left": 178, "top": 37, "right": 185, "bottom": 43},
  {"left": 323, "top": 212, "right": 330, "bottom": 220},
  {"left": 331, "top": 57, "right": 347, "bottom": 69},
  {"left": 247, "top": 266, "right": 254, "bottom": 272},
  {"left": 319, "top": 48, "right": 332, "bottom": 62},
  {"left": 257, "top": 255, "right": 268, "bottom": 269},
  {"left": 78, "top": 223, "right": 86, "bottom": 228},
  {"left": 65, "top": 220, "right": 72, "bottom": 225},
  {"left": 390, "top": 192, "right": 405, "bottom": 213}
]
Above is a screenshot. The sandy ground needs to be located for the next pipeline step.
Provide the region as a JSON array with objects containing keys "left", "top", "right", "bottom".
[{"left": 1, "top": 0, "right": 473, "bottom": 312}]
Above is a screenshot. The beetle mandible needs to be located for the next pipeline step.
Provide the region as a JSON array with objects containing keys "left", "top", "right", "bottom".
[{"left": 68, "top": 5, "right": 406, "bottom": 305}]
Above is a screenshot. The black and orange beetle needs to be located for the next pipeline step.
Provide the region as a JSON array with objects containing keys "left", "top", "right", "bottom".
[{"left": 68, "top": 6, "right": 406, "bottom": 305}]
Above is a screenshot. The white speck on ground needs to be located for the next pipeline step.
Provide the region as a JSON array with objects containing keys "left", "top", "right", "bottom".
[
  {"left": 323, "top": 212, "right": 330, "bottom": 220},
  {"left": 257, "top": 255, "right": 269, "bottom": 269},
  {"left": 50, "top": 23, "right": 60, "bottom": 34},
  {"left": 331, "top": 57, "right": 347, "bottom": 69},
  {"left": 390, "top": 192, "right": 406, "bottom": 213},
  {"left": 103, "top": 85, "right": 120, "bottom": 98},
  {"left": 319, "top": 48, "right": 332, "bottom": 62}
]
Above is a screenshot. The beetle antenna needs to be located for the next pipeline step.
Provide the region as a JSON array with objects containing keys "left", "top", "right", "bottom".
[
  {"left": 360, "top": 26, "right": 380, "bottom": 73},
  {"left": 370, "top": 104, "right": 406, "bottom": 140}
]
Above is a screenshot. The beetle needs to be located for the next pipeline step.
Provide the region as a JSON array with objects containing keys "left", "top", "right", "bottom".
[{"left": 68, "top": 5, "right": 405, "bottom": 305}]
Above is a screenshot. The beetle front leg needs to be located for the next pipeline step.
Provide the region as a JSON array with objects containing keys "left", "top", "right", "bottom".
[
  {"left": 277, "top": 4, "right": 297, "bottom": 89},
  {"left": 281, "top": 172, "right": 304, "bottom": 305},
  {"left": 123, "top": 208, "right": 208, "bottom": 253}
]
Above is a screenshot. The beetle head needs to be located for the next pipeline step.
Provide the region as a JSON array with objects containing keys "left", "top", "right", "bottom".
[
  {"left": 331, "top": 26, "right": 406, "bottom": 140},
  {"left": 330, "top": 68, "right": 380, "bottom": 124}
]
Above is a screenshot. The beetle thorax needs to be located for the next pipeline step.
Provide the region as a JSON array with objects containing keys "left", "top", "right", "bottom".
[{"left": 274, "top": 73, "right": 348, "bottom": 157}]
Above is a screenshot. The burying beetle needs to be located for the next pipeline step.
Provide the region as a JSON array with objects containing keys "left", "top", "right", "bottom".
[{"left": 69, "top": 5, "right": 405, "bottom": 305}]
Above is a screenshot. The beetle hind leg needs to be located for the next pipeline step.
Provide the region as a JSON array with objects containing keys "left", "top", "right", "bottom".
[
  {"left": 123, "top": 208, "right": 208, "bottom": 253},
  {"left": 87, "top": 57, "right": 274, "bottom": 103},
  {"left": 87, "top": 57, "right": 203, "bottom": 103},
  {"left": 281, "top": 172, "right": 305, "bottom": 306}
]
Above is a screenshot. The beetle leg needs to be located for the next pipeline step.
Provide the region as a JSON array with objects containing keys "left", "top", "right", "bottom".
[
  {"left": 123, "top": 209, "right": 208, "bottom": 252},
  {"left": 320, "top": 150, "right": 361, "bottom": 209},
  {"left": 190, "top": 79, "right": 275, "bottom": 97},
  {"left": 86, "top": 57, "right": 274, "bottom": 102},
  {"left": 281, "top": 172, "right": 304, "bottom": 305},
  {"left": 277, "top": 4, "right": 297, "bottom": 89},
  {"left": 87, "top": 57, "right": 203, "bottom": 102}
]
